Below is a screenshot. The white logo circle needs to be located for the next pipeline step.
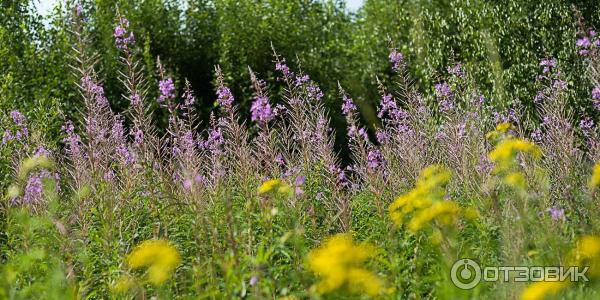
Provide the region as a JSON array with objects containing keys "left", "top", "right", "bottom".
[{"left": 451, "top": 259, "right": 481, "bottom": 290}]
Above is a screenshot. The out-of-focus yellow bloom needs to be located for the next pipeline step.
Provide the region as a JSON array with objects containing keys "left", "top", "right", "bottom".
[
  {"left": 496, "top": 122, "right": 513, "bottom": 133},
  {"left": 527, "top": 250, "right": 539, "bottom": 258},
  {"left": 486, "top": 122, "right": 513, "bottom": 141},
  {"left": 591, "top": 163, "right": 600, "bottom": 189},
  {"left": 520, "top": 281, "right": 569, "bottom": 300},
  {"left": 126, "top": 240, "right": 181, "bottom": 285},
  {"left": 523, "top": 235, "right": 600, "bottom": 299},
  {"left": 112, "top": 275, "right": 136, "bottom": 294},
  {"left": 388, "top": 165, "right": 451, "bottom": 227},
  {"left": 462, "top": 207, "right": 480, "bottom": 221},
  {"left": 488, "top": 137, "right": 541, "bottom": 189},
  {"left": 258, "top": 179, "right": 291, "bottom": 195},
  {"left": 576, "top": 235, "right": 600, "bottom": 258},
  {"left": 308, "top": 234, "right": 383, "bottom": 296},
  {"left": 569, "top": 235, "right": 600, "bottom": 278},
  {"left": 489, "top": 138, "right": 541, "bottom": 164},
  {"left": 389, "top": 165, "right": 468, "bottom": 234},
  {"left": 505, "top": 172, "right": 527, "bottom": 189},
  {"left": 408, "top": 201, "right": 460, "bottom": 233}
]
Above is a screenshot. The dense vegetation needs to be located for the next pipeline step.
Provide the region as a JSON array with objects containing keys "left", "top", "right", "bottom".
[{"left": 1, "top": 0, "right": 600, "bottom": 299}]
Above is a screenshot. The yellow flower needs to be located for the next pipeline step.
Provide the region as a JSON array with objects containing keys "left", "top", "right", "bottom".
[
  {"left": 488, "top": 138, "right": 541, "bottom": 164},
  {"left": 462, "top": 207, "right": 480, "bottom": 221},
  {"left": 496, "top": 122, "right": 513, "bottom": 133},
  {"left": 520, "top": 281, "right": 569, "bottom": 300},
  {"left": 112, "top": 275, "right": 136, "bottom": 294},
  {"left": 576, "top": 235, "right": 600, "bottom": 258},
  {"left": 258, "top": 179, "right": 291, "bottom": 195},
  {"left": 486, "top": 122, "right": 513, "bottom": 141},
  {"left": 308, "top": 234, "right": 383, "bottom": 296},
  {"left": 505, "top": 172, "right": 527, "bottom": 189},
  {"left": 407, "top": 201, "right": 460, "bottom": 233},
  {"left": 126, "top": 240, "right": 181, "bottom": 285},
  {"left": 591, "top": 163, "right": 600, "bottom": 189},
  {"left": 569, "top": 235, "right": 600, "bottom": 278},
  {"left": 388, "top": 165, "right": 451, "bottom": 227}
]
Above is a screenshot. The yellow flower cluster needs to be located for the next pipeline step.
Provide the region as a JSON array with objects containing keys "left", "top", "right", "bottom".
[
  {"left": 388, "top": 165, "right": 472, "bottom": 233},
  {"left": 569, "top": 235, "right": 600, "bottom": 278},
  {"left": 307, "top": 234, "right": 383, "bottom": 297},
  {"left": 520, "top": 281, "right": 569, "bottom": 300},
  {"left": 488, "top": 136, "right": 541, "bottom": 189},
  {"left": 488, "top": 138, "right": 542, "bottom": 164},
  {"left": 591, "top": 163, "right": 600, "bottom": 189},
  {"left": 485, "top": 122, "right": 513, "bottom": 142},
  {"left": 520, "top": 235, "right": 600, "bottom": 300},
  {"left": 126, "top": 239, "right": 181, "bottom": 286},
  {"left": 258, "top": 179, "right": 291, "bottom": 195}
]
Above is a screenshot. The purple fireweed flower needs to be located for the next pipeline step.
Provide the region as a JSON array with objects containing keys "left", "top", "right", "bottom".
[
  {"left": 547, "top": 207, "right": 565, "bottom": 221},
  {"left": 23, "top": 175, "right": 43, "bottom": 204},
  {"left": 201, "top": 127, "right": 224, "bottom": 152},
  {"left": 534, "top": 91, "right": 545, "bottom": 104},
  {"left": 116, "top": 145, "right": 135, "bottom": 165},
  {"left": 435, "top": 82, "right": 454, "bottom": 113},
  {"left": 81, "top": 75, "right": 109, "bottom": 107},
  {"left": 275, "top": 61, "right": 293, "bottom": 79},
  {"left": 341, "top": 94, "right": 357, "bottom": 115},
  {"left": 593, "top": 85, "right": 600, "bottom": 100},
  {"left": 580, "top": 117, "right": 596, "bottom": 138},
  {"left": 130, "top": 93, "right": 141, "bottom": 106},
  {"left": 306, "top": 84, "right": 324, "bottom": 101},
  {"left": 132, "top": 128, "right": 144, "bottom": 147},
  {"left": 294, "top": 175, "right": 306, "bottom": 196},
  {"left": 552, "top": 79, "right": 567, "bottom": 90},
  {"left": 180, "top": 130, "right": 196, "bottom": 153},
  {"left": 295, "top": 75, "right": 310, "bottom": 87},
  {"left": 377, "top": 94, "right": 397, "bottom": 119},
  {"left": 2, "top": 130, "right": 12, "bottom": 145},
  {"left": 250, "top": 96, "right": 274, "bottom": 124},
  {"left": 62, "top": 121, "right": 82, "bottom": 158},
  {"left": 477, "top": 94, "right": 485, "bottom": 106},
  {"left": 375, "top": 129, "right": 390, "bottom": 144},
  {"left": 367, "top": 149, "right": 385, "bottom": 171},
  {"left": 389, "top": 49, "right": 404, "bottom": 71},
  {"left": 357, "top": 128, "right": 368, "bottom": 142},
  {"left": 33, "top": 146, "right": 50, "bottom": 158},
  {"left": 249, "top": 276, "right": 259, "bottom": 286},
  {"left": 103, "top": 170, "right": 115, "bottom": 181},
  {"left": 216, "top": 86, "right": 234, "bottom": 108},
  {"left": 158, "top": 78, "right": 176, "bottom": 103},
  {"left": 531, "top": 128, "right": 543, "bottom": 144},
  {"left": 114, "top": 17, "right": 135, "bottom": 50},
  {"left": 182, "top": 88, "right": 196, "bottom": 108},
  {"left": 457, "top": 122, "right": 467, "bottom": 138},
  {"left": 540, "top": 58, "right": 557, "bottom": 74},
  {"left": 448, "top": 63, "right": 464, "bottom": 77},
  {"left": 172, "top": 144, "right": 182, "bottom": 157},
  {"left": 435, "top": 82, "right": 452, "bottom": 99},
  {"left": 10, "top": 111, "right": 26, "bottom": 126},
  {"left": 75, "top": 2, "right": 83, "bottom": 17},
  {"left": 592, "top": 85, "right": 600, "bottom": 110},
  {"left": 275, "top": 154, "right": 285, "bottom": 166},
  {"left": 183, "top": 178, "right": 193, "bottom": 190},
  {"left": 328, "top": 164, "right": 348, "bottom": 186},
  {"left": 577, "top": 37, "right": 591, "bottom": 48},
  {"left": 476, "top": 155, "right": 494, "bottom": 174}
]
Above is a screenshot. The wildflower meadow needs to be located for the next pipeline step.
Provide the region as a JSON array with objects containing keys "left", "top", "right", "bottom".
[{"left": 1, "top": 0, "right": 600, "bottom": 299}]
